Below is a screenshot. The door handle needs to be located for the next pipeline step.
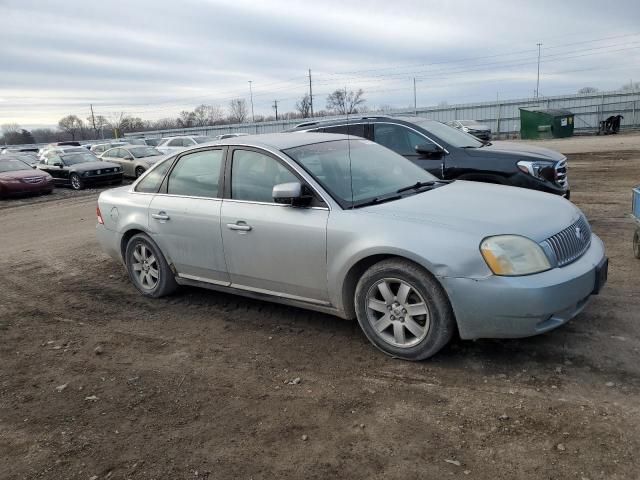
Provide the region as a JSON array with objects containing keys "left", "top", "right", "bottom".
[
  {"left": 227, "top": 222, "right": 252, "bottom": 232},
  {"left": 152, "top": 211, "right": 170, "bottom": 221}
]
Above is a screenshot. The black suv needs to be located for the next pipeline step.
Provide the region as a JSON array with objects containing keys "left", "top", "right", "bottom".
[{"left": 287, "top": 115, "right": 569, "bottom": 197}]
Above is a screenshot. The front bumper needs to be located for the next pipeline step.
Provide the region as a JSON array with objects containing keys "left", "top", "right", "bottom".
[
  {"left": 440, "top": 234, "right": 606, "bottom": 340},
  {"left": 510, "top": 171, "right": 569, "bottom": 197},
  {"left": 0, "top": 179, "right": 53, "bottom": 197},
  {"left": 83, "top": 172, "right": 123, "bottom": 185}
]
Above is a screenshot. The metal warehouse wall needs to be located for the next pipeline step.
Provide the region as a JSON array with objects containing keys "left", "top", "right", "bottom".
[{"left": 123, "top": 89, "right": 640, "bottom": 140}]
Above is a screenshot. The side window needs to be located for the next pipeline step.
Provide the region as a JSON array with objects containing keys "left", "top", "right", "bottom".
[
  {"left": 374, "top": 124, "right": 429, "bottom": 156},
  {"left": 135, "top": 159, "right": 173, "bottom": 193},
  {"left": 323, "top": 124, "right": 366, "bottom": 138},
  {"left": 103, "top": 148, "right": 117, "bottom": 158},
  {"left": 119, "top": 149, "right": 132, "bottom": 159},
  {"left": 166, "top": 149, "right": 223, "bottom": 198},
  {"left": 231, "top": 149, "right": 297, "bottom": 203},
  {"left": 168, "top": 138, "right": 184, "bottom": 147}
]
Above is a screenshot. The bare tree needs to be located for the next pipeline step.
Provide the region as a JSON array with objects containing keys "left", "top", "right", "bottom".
[
  {"left": 621, "top": 81, "right": 640, "bottom": 91},
  {"left": 178, "top": 110, "right": 196, "bottom": 128},
  {"left": 193, "top": 104, "right": 225, "bottom": 126},
  {"left": 296, "top": 94, "right": 312, "bottom": 118},
  {"left": 1, "top": 123, "right": 20, "bottom": 137},
  {"left": 326, "top": 88, "right": 365, "bottom": 114},
  {"left": 107, "top": 112, "right": 129, "bottom": 139},
  {"left": 228, "top": 98, "right": 248, "bottom": 123},
  {"left": 58, "top": 115, "right": 84, "bottom": 141},
  {"left": 578, "top": 87, "right": 599, "bottom": 94},
  {"left": 86, "top": 113, "right": 108, "bottom": 138},
  {"left": 154, "top": 117, "right": 179, "bottom": 130}
]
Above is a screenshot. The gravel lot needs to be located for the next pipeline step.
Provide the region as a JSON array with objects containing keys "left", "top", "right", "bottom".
[{"left": 1, "top": 137, "right": 639, "bottom": 479}]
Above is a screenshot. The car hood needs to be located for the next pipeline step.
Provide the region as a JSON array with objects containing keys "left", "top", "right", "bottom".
[
  {"left": 465, "top": 125, "right": 491, "bottom": 131},
  {"left": 469, "top": 141, "right": 565, "bottom": 161},
  {"left": 72, "top": 161, "right": 119, "bottom": 171},
  {"left": 0, "top": 169, "right": 51, "bottom": 181},
  {"left": 360, "top": 180, "right": 580, "bottom": 242},
  {"left": 139, "top": 154, "right": 165, "bottom": 164}
]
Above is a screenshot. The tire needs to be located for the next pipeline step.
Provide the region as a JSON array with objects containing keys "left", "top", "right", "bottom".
[
  {"left": 125, "top": 233, "right": 178, "bottom": 298},
  {"left": 634, "top": 228, "right": 640, "bottom": 259},
  {"left": 135, "top": 167, "right": 145, "bottom": 178},
  {"left": 354, "top": 259, "right": 455, "bottom": 361},
  {"left": 69, "top": 173, "right": 84, "bottom": 190}
]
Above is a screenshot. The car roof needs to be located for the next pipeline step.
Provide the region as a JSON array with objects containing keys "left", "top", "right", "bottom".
[
  {"left": 198, "top": 132, "right": 352, "bottom": 150},
  {"left": 290, "top": 115, "right": 440, "bottom": 130}
]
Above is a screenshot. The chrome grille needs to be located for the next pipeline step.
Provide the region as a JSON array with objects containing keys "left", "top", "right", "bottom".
[
  {"left": 542, "top": 216, "right": 591, "bottom": 267},
  {"left": 22, "top": 176, "right": 44, "bottom": 184},
  {"left": 555, "top": 159, "right": 568, "bottom": 188}
]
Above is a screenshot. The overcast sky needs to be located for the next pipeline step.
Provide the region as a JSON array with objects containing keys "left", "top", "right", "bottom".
[{"left": 1, "top": 0, "right": 639, "bottom": 128}]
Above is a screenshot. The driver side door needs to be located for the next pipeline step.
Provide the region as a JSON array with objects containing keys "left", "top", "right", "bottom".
[{"left": 220, "top": 147, "right": 330, "bottom": 303}]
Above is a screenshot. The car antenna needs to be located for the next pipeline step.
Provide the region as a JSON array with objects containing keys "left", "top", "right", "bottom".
[{"left": 346, "top": 86, "right": 354, "bottom": 209}]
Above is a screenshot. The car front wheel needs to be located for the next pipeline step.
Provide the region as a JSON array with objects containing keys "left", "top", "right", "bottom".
[
  {"left": 354, "top": 259, "right": 455, "bottom": 361},
  {"left": 135, "top": 167, "right": 145, "bottom": 178},
  {"left": 69, "top": 173, "right": 84, "bottom": 190},
  {"left": 125, "top": 233, "right": 177, "bottom": 298}
]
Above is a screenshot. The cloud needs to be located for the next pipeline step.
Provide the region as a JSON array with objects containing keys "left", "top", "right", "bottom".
[{"left": 1, "top": 0, "right": 639, "bottom": 125}]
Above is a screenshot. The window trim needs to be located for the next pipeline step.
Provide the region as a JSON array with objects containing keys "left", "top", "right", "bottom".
[
  {"left": 160, "top": 147, "right": 226, "bottom": 199},
  {"left": 224, "top": 145, "right": 328, "bottom": 209}
]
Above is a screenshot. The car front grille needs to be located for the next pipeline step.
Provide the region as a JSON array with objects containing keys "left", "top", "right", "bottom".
[
  {"left": 22, "top": 176, "right": 44, "bottom": 184},
  {"left": 555, "top": 159, "right": 568, "bottom": 188},
  {"left": 542, "top": 216, "right": 591, "bottom": 267}
]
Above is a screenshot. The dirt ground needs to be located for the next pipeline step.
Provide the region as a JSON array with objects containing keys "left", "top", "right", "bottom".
[{"left": 1, "top": 140, "right": 639, "bottom": 480}]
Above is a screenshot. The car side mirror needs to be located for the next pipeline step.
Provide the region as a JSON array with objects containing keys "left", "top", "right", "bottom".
[
  {"left": 273, "top": 182, "right": 310, "bottom": 206},
  {"left": 415, "top": 143, "right": 443, "bottom": 155}
]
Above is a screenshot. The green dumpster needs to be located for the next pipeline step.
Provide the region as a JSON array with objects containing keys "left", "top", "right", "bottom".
[{"left": 519, "top": 107, "right": 574, "bottom": 139}]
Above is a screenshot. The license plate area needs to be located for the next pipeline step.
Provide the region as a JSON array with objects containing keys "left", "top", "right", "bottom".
[{"left": 592, "top": 257, "right": 608, "bottom": 295}]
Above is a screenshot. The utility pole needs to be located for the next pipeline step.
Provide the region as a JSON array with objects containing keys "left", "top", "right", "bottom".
[
  {"left": 90, "top": 104, "right": 97, "bottom": 137},
  {"left": 413, "top": 78, "right": 417, "bottom": 115},
  {"left": 536, "top": 42, "right": 542, "bottom": 98},
  {"left": 248, "top": 80, "right": 255, "bottom": 122},
  {"left": 272, "top": 100, "right": 278, "bottom": 121},
  {"left": 308, "top": 69, "right": 314, "bottom": 117}
]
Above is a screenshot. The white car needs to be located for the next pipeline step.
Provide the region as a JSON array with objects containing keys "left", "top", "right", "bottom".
[{"left": 155, "top": 135, "right": 215, "bottom": 154}]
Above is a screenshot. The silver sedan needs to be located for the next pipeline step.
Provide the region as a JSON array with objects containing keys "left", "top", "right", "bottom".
[{"left": 96, "top": 133, "right": 607, "bottom": 360}]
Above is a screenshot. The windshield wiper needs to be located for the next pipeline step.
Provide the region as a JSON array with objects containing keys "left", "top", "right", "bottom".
[
  {"left": 352, "top": 194, "right": 403, "bottom": 209},
  {"left": 396, "top": 181, "right": 438, "bottom": 193}
]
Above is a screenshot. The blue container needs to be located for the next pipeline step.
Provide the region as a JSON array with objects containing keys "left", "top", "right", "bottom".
[{"left": 634, "top": 186, "right": 640, "bottom": 220}]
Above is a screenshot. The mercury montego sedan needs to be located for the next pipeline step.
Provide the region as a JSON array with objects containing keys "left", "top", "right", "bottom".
[{"left": 96, "top": 133, "right": 607, "bottom": 360}]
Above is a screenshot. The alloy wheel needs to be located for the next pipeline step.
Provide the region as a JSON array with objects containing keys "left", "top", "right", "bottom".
[
  {"left": 132, "top": 243, "right": 159, "bottom": 290},
  {"left": 365, "top": 278, "right": 430, "bottom": 348},
  {"left": 70, "top": 175, "right": 81, "bottom": 190}
]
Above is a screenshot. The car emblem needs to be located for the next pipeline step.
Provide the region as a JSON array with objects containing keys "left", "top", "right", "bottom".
[{"left": 575, "top": 226, "right": 582, "bottom": 240}]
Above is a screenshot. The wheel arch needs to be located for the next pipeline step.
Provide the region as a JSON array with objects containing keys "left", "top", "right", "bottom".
[
  {"left": 120, "top": 228, "right": 146, "bottom": 263},
  {"left": 339, "top": 252, "right": 450, "bottom": 320}
]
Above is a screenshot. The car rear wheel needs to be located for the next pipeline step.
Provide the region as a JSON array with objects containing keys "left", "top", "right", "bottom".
[
  {"left": 354, "top": 259, "right": 455, "bottom": 361},
  {"left": 135, "top": 167, "right": 145, "bottom": 178},
  {"left": 125, "top": 233, "right": 177, "bottom": 298},
  {"left": 634, "top": 228, "right": 640, "bottom": 259},
  {"left": 69, "top": 173, "right": 84, "bottom": 190}
]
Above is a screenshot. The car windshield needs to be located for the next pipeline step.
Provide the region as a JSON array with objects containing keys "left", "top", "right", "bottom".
[
  {"left": 284, "top": 139, "right": 438, "bottom": 208},
  {"left": 194, "top": 136, "right": 214, "bottom": 144},
  {"left": 411, "top": 119, "right": 484, "bottom": 148},
  {"left": 62, "top": 147, "right": 87, "bottom": 153},
  {"left": 0, "top": 158, "right": 30, "bottom": 172},
  {"left": 130, "top": 146, "right": 162, "bottom": 158},
  {"left": 60, "top": 153, "right": 96, "bottom": 165}
]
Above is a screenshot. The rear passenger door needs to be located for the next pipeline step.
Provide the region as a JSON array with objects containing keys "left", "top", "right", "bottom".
[{"left": 148, "top": 148, "right": 229, "bottom": 284}]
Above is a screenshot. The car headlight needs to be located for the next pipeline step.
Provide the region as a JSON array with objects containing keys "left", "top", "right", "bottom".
[
  {"left": 462, "top": 126, "right": 469, "bottom": 132},
  {"left": 480, "top": 235, "right": 551, "bottom": 276},
  {"left": 517, "top": 160, "right": 556, "bottom": 182}
]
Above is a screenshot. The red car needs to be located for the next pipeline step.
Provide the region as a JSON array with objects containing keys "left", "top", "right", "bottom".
[{"left": 0, "top": 156, "right": 54, "bottom": 198}]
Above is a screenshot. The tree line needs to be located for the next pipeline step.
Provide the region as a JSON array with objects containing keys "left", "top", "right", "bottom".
[{"left": 1, "top": 89, "right": 366, "bottom": 145}]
